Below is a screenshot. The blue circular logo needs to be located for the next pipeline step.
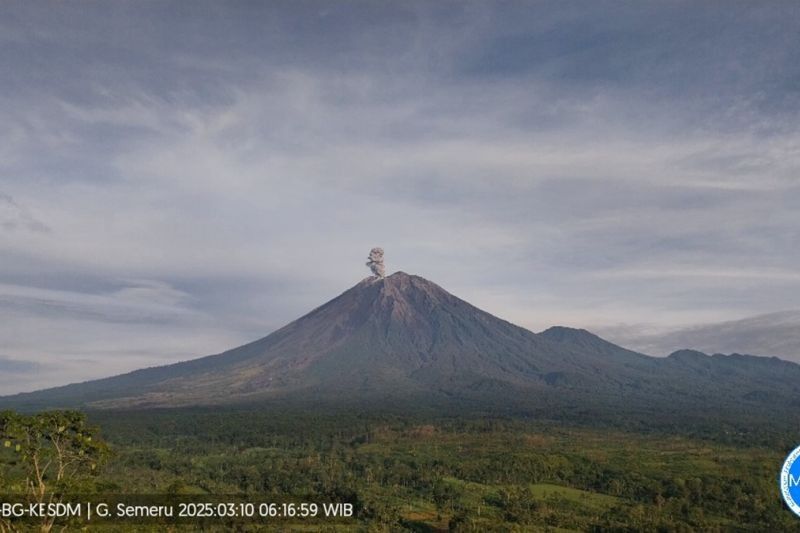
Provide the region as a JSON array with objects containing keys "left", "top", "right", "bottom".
[{"left": 781, "top": 445, "right": 800, "bottom": 517}]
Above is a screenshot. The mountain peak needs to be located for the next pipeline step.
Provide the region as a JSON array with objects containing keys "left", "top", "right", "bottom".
[
  {"left": 668, "top": 349, "right": 709, "bottom": 360},
  {"left": 346, "top": 272, "right": 454, "bottom": 321},
  {"left": 6, "top": 272, "right": 800, "bottom": 412},
  {"left": 539, "top": 326, "right": 599, "bottom": 343},
  {"left": 375, "top": 271, "right": 438, "bottom": 288},
  {"left": 357, "top": 271, "right": 433, "bottom": 289}
]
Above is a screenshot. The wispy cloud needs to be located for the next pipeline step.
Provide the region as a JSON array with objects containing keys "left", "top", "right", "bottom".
[
  {"left": 0, "top": 2, "right": 798, "bottom": 392},
  {"left": 0, "top": 356, "right": 39, "bottom": 374},
  {"left": 597, "top": 310, "right": 800, "bottom": 361},
  {"left": 0, "top": 193, "right": 51, "bottom": 233}
]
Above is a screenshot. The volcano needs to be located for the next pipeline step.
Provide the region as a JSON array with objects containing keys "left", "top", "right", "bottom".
[{"left": 4, "top": 272, "right": 800, "bottom": 413}]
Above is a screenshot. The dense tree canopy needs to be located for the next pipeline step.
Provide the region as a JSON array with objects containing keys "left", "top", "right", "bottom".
[{"left": 0, "top": 411, "right": 109, "bottom": 532}]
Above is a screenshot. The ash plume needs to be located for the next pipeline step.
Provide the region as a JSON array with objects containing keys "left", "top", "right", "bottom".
[{"left": 366, "top": 247, "right": 386, "bottom": 278}]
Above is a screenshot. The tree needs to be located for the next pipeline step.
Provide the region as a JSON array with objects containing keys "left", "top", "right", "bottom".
[{"left": 0, "top": 410, "right": 110, "bottom": 533}]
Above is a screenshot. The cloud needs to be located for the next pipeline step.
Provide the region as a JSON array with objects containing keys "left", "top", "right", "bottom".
[
  {"left": 0, "top": 193, "right": 51, "bottom": 233},
  {"left": 0, "top": 2, "right": 798, "bottom": 391},
  {"left": 0, "top": 357, "right": 42, "bottom": 391},
  {"left": 0, "top": 280, "right": 203, "bottom": 324},
  {"left": 597, "top": 310, "right": 800, "bottom": 362},
  {"left": 0, "top": 279, "right": 250, "bottom": 395},
  {"left": 0, "top": 356, "right": 39, "bottom": 374}
]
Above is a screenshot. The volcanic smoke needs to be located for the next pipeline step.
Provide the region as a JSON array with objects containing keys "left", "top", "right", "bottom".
[{"left": 366, "top": 247, "right": 386, "bottom": 278}]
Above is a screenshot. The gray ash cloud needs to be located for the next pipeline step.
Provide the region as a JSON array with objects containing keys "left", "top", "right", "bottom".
[{"left": 366, "top": 247, "right": 385, "bottom": 278}]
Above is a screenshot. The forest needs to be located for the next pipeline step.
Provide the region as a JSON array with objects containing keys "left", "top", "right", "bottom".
[{"left": 2, "top": 406, "right": 798, "bottom": 532}]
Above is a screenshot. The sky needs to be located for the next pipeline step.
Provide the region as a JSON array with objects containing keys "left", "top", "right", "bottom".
[{"left": 1, "top": 1, "right": 799, "bottom": 394}]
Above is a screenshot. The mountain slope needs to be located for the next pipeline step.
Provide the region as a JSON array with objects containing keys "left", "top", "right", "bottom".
[{"left": 3, "top": 272, "right": 800, "bottom": 412}]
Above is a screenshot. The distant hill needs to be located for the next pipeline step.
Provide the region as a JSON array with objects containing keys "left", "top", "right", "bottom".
[
  {"left": 3, "top": 272, "right": 799, "bottom": 417},
  {"left": 599, "top": 310, "right": 800, "bottom": 362}
]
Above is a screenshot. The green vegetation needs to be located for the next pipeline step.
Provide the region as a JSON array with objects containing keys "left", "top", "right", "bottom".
[
  {"left": 0, "top": 411, "right": 109, "bottom": 532},
  {"left": 1, "top": 408, "right": 797, "bottom": 531}
]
